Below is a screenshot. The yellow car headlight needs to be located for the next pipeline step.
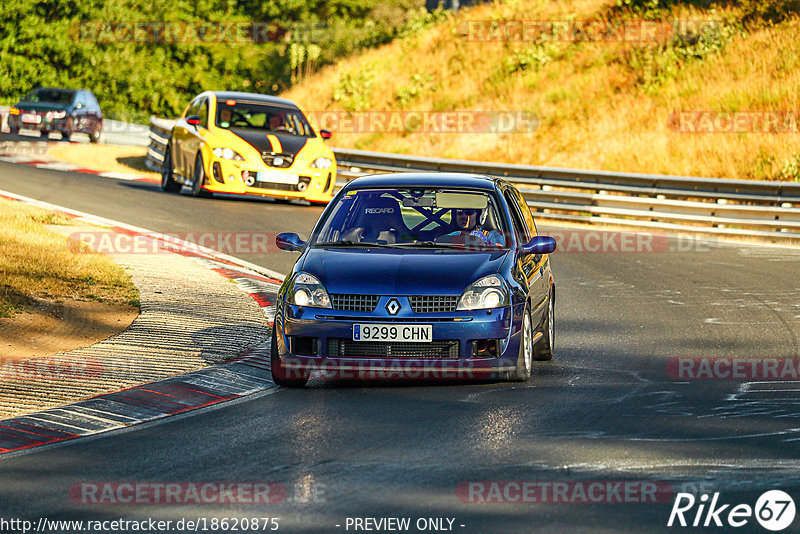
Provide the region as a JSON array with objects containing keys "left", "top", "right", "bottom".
[
  {"left": 309, "top": 156, "right": 332, "bottom": 169},
  {"left": 212, "top": 147, "right": 245, "bottom": 161}
]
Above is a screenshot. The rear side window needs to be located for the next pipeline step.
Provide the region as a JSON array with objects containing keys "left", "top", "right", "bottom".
[
  {"left": 510, "top": 186, "right": 537, "bottom": 236},
  {"left": 503, "top": 188, "right": 531, "bottom": 244}
]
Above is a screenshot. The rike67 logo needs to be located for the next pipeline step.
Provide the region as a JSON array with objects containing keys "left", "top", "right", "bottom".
[{"left": 668, "top": 490, "right": 796, "bottom": 531}]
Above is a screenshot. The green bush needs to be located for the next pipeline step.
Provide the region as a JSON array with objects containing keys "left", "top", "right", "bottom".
[
  {"left": 626, "top": 21, "right": 739, "bottom": 94},
  {"left": 394, "top": 73, "right": 435, "bottom": 107},
  {"left": 779, "top": 154, "right": 800, "bottom": 181},
  {"left": 333, "top": 69, "right": 376, "bottom": 112}
]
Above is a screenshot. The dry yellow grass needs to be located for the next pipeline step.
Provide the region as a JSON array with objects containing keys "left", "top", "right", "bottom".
[
  {"left": 0, "top": 198, "right": 139, "bottom": 317},
  {"left": 47, "top": 144, "right": 158, "bottom": 178},
  {"left": 284, "top": 0, "right": 800, "bottom": 180}
]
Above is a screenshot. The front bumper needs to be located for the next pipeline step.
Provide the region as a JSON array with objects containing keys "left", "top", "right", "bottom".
[
  {"left": 202, "top": 157, "right": 336, "bottom": 202},
  {"left": 275, "top": 300, "right": 522, "bottom": 379}
]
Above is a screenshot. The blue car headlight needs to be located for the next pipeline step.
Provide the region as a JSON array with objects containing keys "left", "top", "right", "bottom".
[
  {"left": 457, "top": 275, "right": 509, "bottom": 310},
  {"left": 289, "top": 272, "right": 331, "bottom": 308},
  {"left": 212, "top": 147, "right": 245, "bottom": 161}
]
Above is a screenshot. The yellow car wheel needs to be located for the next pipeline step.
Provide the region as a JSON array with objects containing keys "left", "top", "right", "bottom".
[{"left": 191, "top": 153, "right": 212, "bottom": 198}]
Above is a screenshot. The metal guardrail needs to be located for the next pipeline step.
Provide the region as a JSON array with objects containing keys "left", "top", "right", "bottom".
[{"left": 147, "top": 117, "right": 800, "bottom": 240}]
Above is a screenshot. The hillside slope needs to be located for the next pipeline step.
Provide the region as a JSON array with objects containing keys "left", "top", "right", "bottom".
[{"left": 284, "top": 0, "right": 800, "bottom": 180}]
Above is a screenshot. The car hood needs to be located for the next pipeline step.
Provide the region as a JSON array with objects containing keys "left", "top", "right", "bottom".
[
  {"left": 15, "top": 102, "right": 70, "bottom": 112},
  {"left": 229, "top": 128, "right": 309, "bottom": 157},
  {"left": 299, "top": 248, "right": 509, "bottom": 295}
]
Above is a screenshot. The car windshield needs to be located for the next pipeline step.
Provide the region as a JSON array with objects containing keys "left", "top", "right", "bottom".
[
  {"left": 215, "top": 99, "right": 314, "bottom": 137},
  {"left": 24, "top": 88, "right": 75, "bottom": 105},
  {"left": 312, "top": 188, "right": 508, "bottom": 250}
]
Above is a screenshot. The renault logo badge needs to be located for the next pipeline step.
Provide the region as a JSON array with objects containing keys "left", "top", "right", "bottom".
[{"left": 385, "top": 298, "right": 400, "bottom": 315}]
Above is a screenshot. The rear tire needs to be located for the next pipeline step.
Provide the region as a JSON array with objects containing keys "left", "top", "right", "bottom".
[
  {"left": 191, "top": 152, "right": 212, "bottom": 198},
  {"left": 270, "top": 323, "right": 309, "bottom": 387},
  {"left": 533, "top": 289, "right": 555, "bottom": 361},
  {"left": 40, "top": 130, "right": 49, "bottom": 138},
  {"left": 61, "top": 130, "right": 71, "bottom": 141},
  {"left": 160, "top": 143, "right": 181, "bottom": 193},
  {"left": 511, "top": 304, "right": 533, "bottom": 382}
]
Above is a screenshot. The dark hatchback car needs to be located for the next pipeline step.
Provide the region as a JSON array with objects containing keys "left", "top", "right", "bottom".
[
  {"left": 8, "top": 87, "right": 103, "bottom": 142},
  {"left": 271, "top": 173, "right": 557, "bottom": 387}
]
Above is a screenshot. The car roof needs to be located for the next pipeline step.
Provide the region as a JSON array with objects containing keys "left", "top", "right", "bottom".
[
  {"left": 210, "top": 91, "right": 299, "bottom": 108},
  {"left": 343, "top": 173, "right": 501, "bottom": 191}
]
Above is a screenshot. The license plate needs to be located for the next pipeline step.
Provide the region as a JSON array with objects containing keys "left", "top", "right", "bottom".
[
  {"left": 353, "top": 324, "right": 432, "bottom": 343},
  {"left": 21, "top": 113, "right": 40, "bottom": 124},
  {"left": 256, "top": 171, "right": 298, "bottom": 185}
]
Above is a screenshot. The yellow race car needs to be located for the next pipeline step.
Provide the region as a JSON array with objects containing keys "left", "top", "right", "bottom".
[{"left": 161, "top": 91, "right": 336, "bottom": 203}]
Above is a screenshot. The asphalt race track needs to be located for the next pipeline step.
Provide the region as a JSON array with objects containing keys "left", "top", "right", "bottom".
[{"left": 1, "top": 158, "right": 800, "bottom": 532}]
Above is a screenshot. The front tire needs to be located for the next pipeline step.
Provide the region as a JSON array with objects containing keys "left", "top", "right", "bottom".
[
  {"left": 191, "top": 152, "right": 212, "bottom": 198},
  {"left": 40, "top": 130, "right": 49, "bottom": 138},
  {"left": 61, "top": 130, "right": 71, "bottom": 141},
  {"left": 160, "top": 143, "right": 181, "bottom": 193},
  {"left": 511, "top": 304, "right": 533, "bottom": 382},
  {"left": 270, "top": 323, "right": 309, "bottom": 387},
  {"left": 89, "top": 130, "right": 101, "bottom": 144},
  {"left": 533, "top": 289, "right": 555, "bottom": 361}
]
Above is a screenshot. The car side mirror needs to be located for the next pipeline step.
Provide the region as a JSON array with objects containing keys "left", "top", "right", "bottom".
[
  {"left": 521, "top": 235, "right": 556, "bottom": 255},
  {"left": 319, "top": 129, "right": 332, "bottom": 139},
  {"left": 276, "top": 232, "right": 306, "bottom": 252},
  {"left": 186, "top": 115, "right": 202, "bottom": 126}
]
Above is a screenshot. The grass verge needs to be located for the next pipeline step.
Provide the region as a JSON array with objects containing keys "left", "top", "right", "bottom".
[{"left": 0, "top": 198, "right": 139, "bottom": 318}]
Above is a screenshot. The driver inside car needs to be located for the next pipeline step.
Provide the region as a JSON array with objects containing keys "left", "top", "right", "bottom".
[{"left": 439, "top": 207, "right": 505, "bottom": 247}]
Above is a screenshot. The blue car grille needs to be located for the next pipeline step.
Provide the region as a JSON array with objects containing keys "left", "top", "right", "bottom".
[
  {"left": 331, "top": 294, "right": 380, "bottom": 312},
  {"left": 328, "top": 339, "right": 459, "bottom": 359},
  {"left": 409, "top": 296, "right": 459, "bottom": 313}
]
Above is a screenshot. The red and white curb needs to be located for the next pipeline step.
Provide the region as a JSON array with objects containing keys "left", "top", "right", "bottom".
[
  {"left": 0, "top": 189, "right": 283, "bottom": 456},
  {"left": 0, "top": 142, "right": 159, "bottom": 184}
]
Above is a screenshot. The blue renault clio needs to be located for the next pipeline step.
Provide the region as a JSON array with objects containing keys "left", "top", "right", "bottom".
[{"left": 272, "top": 173, "right": 556, "bottom": 386}]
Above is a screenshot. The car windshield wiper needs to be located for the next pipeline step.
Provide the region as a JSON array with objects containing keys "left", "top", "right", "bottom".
[
  {"left": 314, "top": 240, "right": 401, "bottom": 249},
  {"left": 391, "top": 241, "right": 467, "bottom": 249}
]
